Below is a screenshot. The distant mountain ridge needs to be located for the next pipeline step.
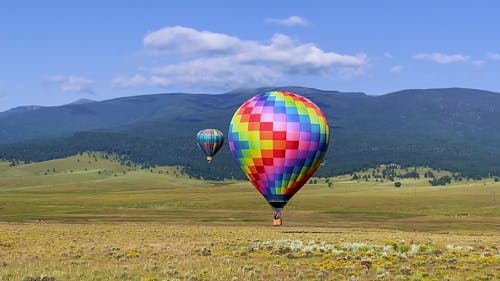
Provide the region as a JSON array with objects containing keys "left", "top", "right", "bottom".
[
  {"left": 1, "top": 86, "right": 500, "bottom": 178},
  {"left": 0, "top": 98, "right": 96, "bottom": 118},
  {"left": 0, "top": 105, "right": 45, "bottom": 117},
  {"left": 67, "top": 98, "right": 96, "bottom": 105}
]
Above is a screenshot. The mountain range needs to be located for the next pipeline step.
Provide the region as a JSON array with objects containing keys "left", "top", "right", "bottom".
[{"left": 1, "top": 86, "right": 500, "bottom": 179}]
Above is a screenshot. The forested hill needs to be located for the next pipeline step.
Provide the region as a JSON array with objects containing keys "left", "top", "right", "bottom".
[{"left": 2, "top": 86, "right": 500, "bottom": 179}]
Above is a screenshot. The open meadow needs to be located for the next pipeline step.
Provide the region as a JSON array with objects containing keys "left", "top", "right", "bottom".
[{"left": 0, "top": 155, "right": 499, "bottom": 280}]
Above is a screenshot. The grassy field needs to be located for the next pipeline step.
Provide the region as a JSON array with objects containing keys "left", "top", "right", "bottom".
[{"left": 0, "top": 155, "right": 499, "bottom": 280}]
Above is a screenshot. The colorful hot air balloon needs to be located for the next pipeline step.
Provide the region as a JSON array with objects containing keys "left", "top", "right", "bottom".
[
  {"left": 228, "top": 91, "right": 330, "bottom": 225},
  {"left": 196, "top": 129, "right": 224, "bottom": 163}
]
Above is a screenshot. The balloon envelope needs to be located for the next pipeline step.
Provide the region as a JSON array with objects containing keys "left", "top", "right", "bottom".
[
  {"left": 228, "top": 91, "right": 330, "bottom": 211},
  {"left": 196, "top": 129, "right": 224, "bottom": 162}
]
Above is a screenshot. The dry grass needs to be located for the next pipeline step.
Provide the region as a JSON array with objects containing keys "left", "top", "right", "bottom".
[
  {"left": 0, "top": 223, "right": 498, "bottom": 281},
  {"left": 0, "top": 156, "right": 499, "bottom": 280}
]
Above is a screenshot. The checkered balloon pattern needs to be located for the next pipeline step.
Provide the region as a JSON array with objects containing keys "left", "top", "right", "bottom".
[
  {"left": 196, "top": 129, "right": 224, "bottom": 157},
  {"left": 228, "top": 91, "right": 330, "bottom": 209}
]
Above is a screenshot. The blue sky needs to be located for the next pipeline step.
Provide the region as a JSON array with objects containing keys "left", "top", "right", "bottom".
[{"left": 1, "top": 0, "right": 500, "bottom": 110}]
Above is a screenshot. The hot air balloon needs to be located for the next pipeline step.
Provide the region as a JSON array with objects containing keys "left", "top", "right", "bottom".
[
  {"left": 228, "top": 91, "right": 330, "bottom": 225},
  {"left": 196, "top": 129, "right": 224, "bottom": 163}
]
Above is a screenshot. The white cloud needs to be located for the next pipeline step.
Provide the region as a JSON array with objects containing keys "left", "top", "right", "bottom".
[
  {"left": 471, "top": 60, "right": 485, "bottom": 67},
  {"left": 265, "top": 16, "right": 309, "bottom": 27},
  {"left": 143, "top": 25, "right": 242, "bottom": 55},
  {"left": 413, "top": 53, "right": 469, "bottom": 64},
  {"left": 384, "top": 52, "right": 393, "bottom": 59},
  {"left": 150, "top": 58, "right": 279, "bottom": 88},
  {"left": 150, "top": 76, "right": 170, "bottom": 87},
  {"left": 136, "top": 26, "right": 368, "bottom": 88},
  {"left": 390, "top": 65, "right": 403, "bottom": 73},
  {"left": 487, "top": 53, "right": 500, "bottom": 60},
  {"left": 112, "top": 74, "right": 146, "bottom": 88},
  {"left": 47, "top": 75, "right": 95, "bottom": 93}
]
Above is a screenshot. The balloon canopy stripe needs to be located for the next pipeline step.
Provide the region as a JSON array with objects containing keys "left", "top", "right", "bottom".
[
  {"left": 196, "top": 129, "right": 224, "bottom": 157},
  {"left": 228, "top": 91, "right": 330, "bottom": 207}
]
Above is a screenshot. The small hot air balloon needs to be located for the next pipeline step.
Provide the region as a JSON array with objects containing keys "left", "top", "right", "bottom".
[
  {"left": 228, "top": 91, "right": 330, "bottom": 225},
  {"left": 196, "top": 129, "right": 224, "bottom": 163}
]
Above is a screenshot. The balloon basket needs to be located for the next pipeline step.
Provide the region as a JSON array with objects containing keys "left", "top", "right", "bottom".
[
  {"left": 273, "top": 218, "right": 283, "bottom": 226},
  {"left": 272, "top": 207, "right": 283, "bottom": 226}
]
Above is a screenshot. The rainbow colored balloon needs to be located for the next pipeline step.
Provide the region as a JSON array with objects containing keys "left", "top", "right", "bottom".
[
  {"left": 228, "top": 91, "right": 330, "bottom": 224},
  {"left": 196, "top": 129, "right": 224, "bottom": 163}
]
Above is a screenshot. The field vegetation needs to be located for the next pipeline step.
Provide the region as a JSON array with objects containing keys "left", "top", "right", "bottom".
[{"left": 0, "top": 154, "right": 498, "bottom": 280}]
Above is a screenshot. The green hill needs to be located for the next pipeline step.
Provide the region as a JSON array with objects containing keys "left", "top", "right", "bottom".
[
  {"left": 0, "top": 155, "right": 498, "bottom": 231},
  {"left": 2, "top": 87, "right": 500, "bottom": 178}
]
